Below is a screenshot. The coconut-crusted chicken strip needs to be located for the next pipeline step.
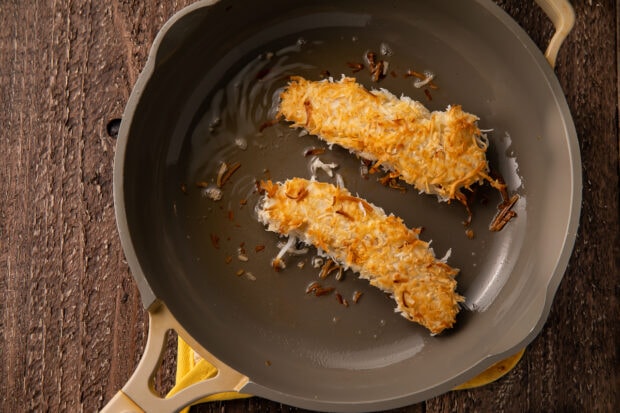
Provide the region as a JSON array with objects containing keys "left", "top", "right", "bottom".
[
  {"left": 277, "top": 76, "right": 504, "bottom": 202},
  {"left": 257, "top": 178, "right": 464, "bottom": 335}
]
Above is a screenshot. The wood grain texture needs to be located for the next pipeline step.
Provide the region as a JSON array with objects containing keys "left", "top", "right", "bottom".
[{"left": 0, "top": 1, "right": 617, "bottom": 412}]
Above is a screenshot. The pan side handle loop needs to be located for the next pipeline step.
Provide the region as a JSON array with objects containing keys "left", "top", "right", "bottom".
[
  {"left": 100, "top": 302, "right": 249, "bottom": 413},
  {"left": 534, "top": 0, "right": 575, "bottom": 68}
]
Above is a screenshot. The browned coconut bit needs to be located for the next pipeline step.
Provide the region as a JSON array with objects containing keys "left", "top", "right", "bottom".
[
  {"left": 366, "top": 51, "right": 387, "bottom": 82},
  {"left": 455, "top": 191, "right": 475, "bottom": 228},
  {"left": 304, "top": 147, "right": 326, "bottom": 157},
  {"left": 487, "top": 172, "right": 519, "bottom": 231},
  {"left": 306, "top": 281, "right": 320, "bottom": 293},
  {"left": 303, "top": 99, "right": 313, "bottom": 127},
  {"left": 405, "top": 69, "right": 440, "bottom": 90},
  {"left": 335, "top": 209, "right": 355, "bottom": 221},
  {"left": 319, "top": 259, "right": 341, "bottom": 280},
  {"left": 217, "top": 161, "right": 241, "bottom": 188},
  {"left": 315, "top": 286, "right": 335, "bottom": 296},
  {"left": 259, "top": 118, "right": 279, "bottom": 132},
  {"left": 306, "top": 281, "right": 335, "bottom": 297},
  {"left": 285, "top": 186, "right": 308, "bottom": 202},
  {"left": 210, "top": 233, "right": 220, "bottom": 249},
  {"left": 379, "top": 172, "right": 407, "bottom": 192},
  {"left": 490, "top": 194, "right": 519, "bottom": 232},
  {"left": 272, "top": 257, "right": 285, "bottom": 272},
  {"left": 346, "top": 62, "right": 364, "bottom": 73},
  {"left": 336, "top": 292, "right": 349, "bottom": 307}
]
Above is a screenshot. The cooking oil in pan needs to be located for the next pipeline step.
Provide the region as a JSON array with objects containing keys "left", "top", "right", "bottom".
[{"left": 168, "top": 26, "right": 525, "bottom": 362}]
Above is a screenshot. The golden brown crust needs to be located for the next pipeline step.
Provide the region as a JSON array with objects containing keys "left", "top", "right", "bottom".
[
  {"left": 257, "top": 178, "right": 464, "bottom": 334},
  {"left": 278, "top": 76, "right": 503, "bottom": 200}
]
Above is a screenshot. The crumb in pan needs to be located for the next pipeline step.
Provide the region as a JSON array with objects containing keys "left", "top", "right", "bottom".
[{"left": 257, "top": 178, "right": 464, "bottom": 335}]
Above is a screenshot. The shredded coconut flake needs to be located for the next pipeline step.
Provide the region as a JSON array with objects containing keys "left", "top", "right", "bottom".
[
  {"left": 309, "top": 157, "right": 338, "bottom": 179},
  {"left": 439, "top": 248, "right": 452, "bottom": 263},
  {"left": 202, "top": 185, "right": 223, "bottom": 201},
  {"left": 312, "top": 256, "right": 324, "bottom": 268},
  {"left": 275, "top": 236, "right": 297, "bottom": 263},
  {"left": 272, "top": 235, "right": 310, "bottom": 269},
  {"left": 413, "top": 71, "right": 435, "bottom": 88},
  {"left": 234, "top": 137, "right": 248, "bottom": 150},
  {"left": 335, "top": 173, "right": 345, "bottom": 188},
  {"left": 276, "top": 239, "right": 309, "bottom": 256}
]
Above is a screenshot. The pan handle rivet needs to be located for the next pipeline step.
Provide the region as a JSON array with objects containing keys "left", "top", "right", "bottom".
[{"left": 106, "top": 118, "right": 122, "bottom": 139}]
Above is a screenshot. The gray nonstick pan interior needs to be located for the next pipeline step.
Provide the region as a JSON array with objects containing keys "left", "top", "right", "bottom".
[{"left": 117, "top": 0, "right": 581, "bottom": 410}]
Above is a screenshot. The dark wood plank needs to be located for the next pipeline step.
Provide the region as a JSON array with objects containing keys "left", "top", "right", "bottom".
[
  {"left": 0, "top": 1, "right": 617, "bottom": 412},
  {"left": 0, "top": 1, "right": 150, "bottom": 411}
]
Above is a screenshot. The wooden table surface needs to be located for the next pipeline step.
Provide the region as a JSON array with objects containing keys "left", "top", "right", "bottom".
[{"left": 1, "top": 1, "right": 618, "bottom": 412}]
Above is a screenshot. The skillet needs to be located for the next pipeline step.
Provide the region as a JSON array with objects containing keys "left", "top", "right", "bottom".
[{"left": 104, "top": 0, "right": 581, "bottom": 411}]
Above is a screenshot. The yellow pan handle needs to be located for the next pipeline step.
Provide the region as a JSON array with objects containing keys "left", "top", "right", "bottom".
[
  {"left": 100, "top": 303, "right": 248, "bottom": 413},
  {"left": 534, "top": 0, "right": 575, "bottom": 67},
  {"left": 453, "top": 348, "right": 526, "bottom": 390}
]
